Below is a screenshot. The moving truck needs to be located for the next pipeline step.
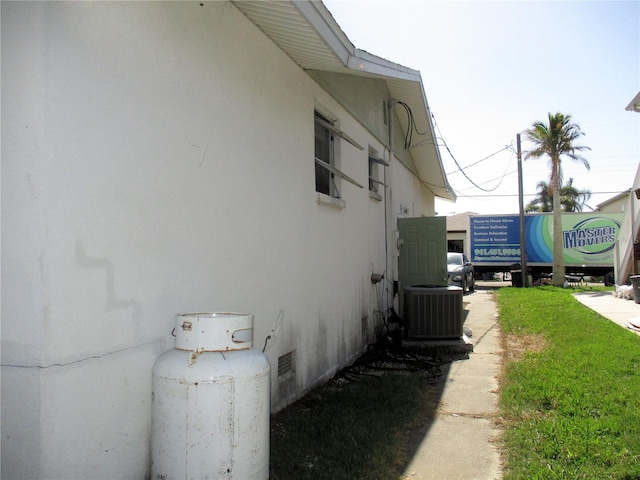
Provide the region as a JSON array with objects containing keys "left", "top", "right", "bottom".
[{"left": 470, "top": 212, "right": 623, "bottom": 278}]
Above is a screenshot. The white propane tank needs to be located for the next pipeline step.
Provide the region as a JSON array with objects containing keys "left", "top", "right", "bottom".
[{"left": 152, "top": 312, "right": 270, "bottom": 480}]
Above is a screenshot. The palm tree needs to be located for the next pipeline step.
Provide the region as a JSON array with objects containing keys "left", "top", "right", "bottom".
[
  {"left": 525, "top": 178, "right": 591, "bottom": 213},
  {"left": 525, "top": 113, "right": 590, "bottom": 286},
  {"left": 525, "top": 181, "right": 553, "bottom": 212},
  {"left": 559, "top": 177, "right": 592, "bottom": 212}
]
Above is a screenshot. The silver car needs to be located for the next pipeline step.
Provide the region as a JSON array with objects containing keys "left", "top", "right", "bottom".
[{"left": 447, "top": 252, "right": 475, "bottom": 293}]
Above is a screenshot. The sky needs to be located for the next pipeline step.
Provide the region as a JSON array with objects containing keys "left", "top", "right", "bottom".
[{"left": 323, "top": 0, "right": 640, "bottom": 215}]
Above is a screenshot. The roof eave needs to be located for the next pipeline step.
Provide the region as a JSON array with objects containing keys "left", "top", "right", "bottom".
[
  {"left": 626, "top": 91, "right": 640, "bottom": 113},
  {"left": 232, "top": 0, "right": 454, "bottom": 201}
]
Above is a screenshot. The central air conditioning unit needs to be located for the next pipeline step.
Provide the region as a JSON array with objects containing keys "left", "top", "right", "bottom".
[{"left": 403, "top": 286, "right": 464, "bottom": 339}]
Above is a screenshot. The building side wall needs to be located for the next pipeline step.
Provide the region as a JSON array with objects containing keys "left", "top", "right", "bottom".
[
  {"left": 598, "top": 196, "right": 628, "bottom": 213},
  {"left": 1, "top": 2, "right": 435, "bottom": 478},
  {"left": 309, "top": 70, "right": 423, "bottom": 178}
]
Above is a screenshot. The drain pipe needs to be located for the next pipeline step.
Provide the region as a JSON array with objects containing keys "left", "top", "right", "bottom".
[
  {"left": 385, "top": 99, "right": 398, "bottom": 316},
  {"left": 383, "top": 145, "right": 391, "bottom": 316}
]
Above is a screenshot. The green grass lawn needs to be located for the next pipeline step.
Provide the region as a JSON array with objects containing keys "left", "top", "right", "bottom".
[{"left": 498, "top": 286, "right": 640, "bottom": 479}]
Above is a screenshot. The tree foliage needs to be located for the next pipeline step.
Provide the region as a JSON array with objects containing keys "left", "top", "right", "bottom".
[
  {"left": 524, "top": 113, "right": 590, "bottom": 286},
  {"left": 525, "top": 178, "right": 591, "bottom": 213}
]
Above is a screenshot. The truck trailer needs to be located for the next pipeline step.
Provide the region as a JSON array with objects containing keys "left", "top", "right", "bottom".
[{"left": 469, "top": 212, "right": 623, "bottom": 280}]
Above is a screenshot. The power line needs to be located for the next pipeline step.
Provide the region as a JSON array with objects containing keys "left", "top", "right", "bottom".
[
  {"left": 393, "top": 101, "right": 430, "bottom": 150},
  {"left": 445, "top": 144, "right": 513, "bottom": 175},
  {"left": 454, "top": 169, "right": 519, "bottom": 193},
  {"left": 454, "top": 190, "right": 626, "bottom": 199},
  {"left": 430, "top": 111, "right": 514, "bottom": 192}
]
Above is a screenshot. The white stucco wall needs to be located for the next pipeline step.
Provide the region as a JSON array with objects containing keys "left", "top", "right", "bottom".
[
  {"left": 597, "top": 195, "right": 628, "bottom": 214},
  {"left": 614, "top": 168, "right": 640, "bottom": 282},
  {"left": 1, "top": 2, "right": 435, "bottom": 478}
]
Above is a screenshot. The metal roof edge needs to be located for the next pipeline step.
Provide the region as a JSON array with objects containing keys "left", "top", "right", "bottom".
[
  {"left": 626, "top": 91, "right": 640, "bottom": 113},
  {"left": 410, "top": 78, "right": 455, "bottom": 202},
  {"left": 298, "top": 2, "right": 423, "bottom": 83},
  {"left": 348, "top": 49, "right": 422, "bottom": 82},
  {"left": 291, "top": 1, "right": 354, "bottom": 66}
]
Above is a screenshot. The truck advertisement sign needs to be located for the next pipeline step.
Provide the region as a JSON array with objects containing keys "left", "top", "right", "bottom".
[{"left": 470, "top": 213, "right": 623, "bottom": 266}]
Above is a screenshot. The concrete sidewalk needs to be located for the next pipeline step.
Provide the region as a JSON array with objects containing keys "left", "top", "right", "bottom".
[
  {"left": 573, "top": 289, "right": 640, "bottom": 335},
  {"left": 402, "top": 286, "right": 503, "bottom": 480}
]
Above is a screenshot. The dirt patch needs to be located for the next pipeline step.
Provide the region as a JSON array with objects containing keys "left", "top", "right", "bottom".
[
  {"left": 503, "top": 332, "right": 546, "bottom": 362},
  {"left": 495, "top": 330, "right": 546, "bottom": 404}
]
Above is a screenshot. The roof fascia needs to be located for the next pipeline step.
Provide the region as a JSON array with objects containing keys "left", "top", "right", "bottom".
[
  {"left": 415, "top": 82, "right": 456, "bottom": 202},
  {"left": 292, "top": 1, "right": 353, "bottom": 66},
  {"left": 348, "top": 49, "right": 422, "bottom": 82},
  {"left": 294, "top": 2, "right": 421, "bottom": 83},
  {"left": 626, "top": 91, "right": 640, "bottom": 113}
]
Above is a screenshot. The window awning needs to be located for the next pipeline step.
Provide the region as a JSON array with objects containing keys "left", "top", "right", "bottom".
[
  {"left": 315, "top": 157, "right": 364, "bottom": 189},
  {"left": 314, "top": 116, "right": 364, "bottom": 151},
  {"left": 369, "top": 155, "right": 389, "bottom": 167}
]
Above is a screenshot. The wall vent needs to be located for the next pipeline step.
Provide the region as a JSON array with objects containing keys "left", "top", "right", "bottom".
[
  {"left": 403, "top": 286, "right": 464, "bottom": 339},
  {"left": 277, "top": 350, "right": 295, "bottom": 377}
]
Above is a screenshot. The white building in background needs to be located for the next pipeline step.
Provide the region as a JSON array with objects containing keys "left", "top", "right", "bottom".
[
  {"left": 612, "top": 92, "right": 640, "bottom": 284},
  {"left": 1, "top": 1, "right": 454, "bottom": 478},
  {"left": 595, "top": 189, "right": 632, "bottom": 214},
  {"left": 444, "top": 211, "right": 477, "bottom": 257}
]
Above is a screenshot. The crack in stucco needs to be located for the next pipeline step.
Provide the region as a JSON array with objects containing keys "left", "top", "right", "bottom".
[{"left": 1, "top": 340, "right": 159, "bottom": 369}]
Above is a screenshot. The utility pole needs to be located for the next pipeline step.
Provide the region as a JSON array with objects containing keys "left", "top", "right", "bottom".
[{"left": 517, "top": 133, "right": 528, "bottom": 287}]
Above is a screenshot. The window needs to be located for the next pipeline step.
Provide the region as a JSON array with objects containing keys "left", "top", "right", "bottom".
[
  {"left": 314, "top": 111, "right": 334, "bottom": 197},
  {"left": 368, "top": 151, "right": 388, "bottom": 200},
  {"left": 369, "top": 157, "right": 378, "bottom": 193},
  {"left": 314, "top": 109, "right": 364, "bottom": 201}
]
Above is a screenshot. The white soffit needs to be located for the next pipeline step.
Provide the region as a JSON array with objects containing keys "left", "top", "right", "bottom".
[
  {"left": 232, "top": 0, "right": 455, "bottom": 201},
  {"left": 232, "top": 1, "right": 352, "bottom": 73}
]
